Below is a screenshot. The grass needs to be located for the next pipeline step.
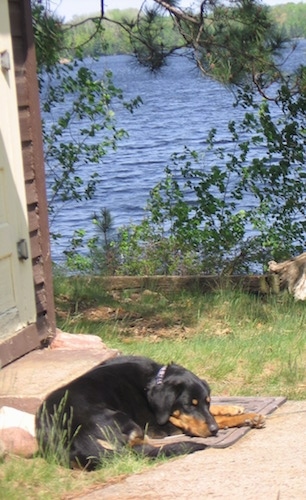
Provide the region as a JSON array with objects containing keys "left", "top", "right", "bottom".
[
  {"left": 1, "top": 275, "right": 305, "bottom": 498},
  {"left": 0, "top": 451, "right": 158, "bottom": 500},
  {"left": 54, "top": 276, "right": 306, "bottom": 400}
]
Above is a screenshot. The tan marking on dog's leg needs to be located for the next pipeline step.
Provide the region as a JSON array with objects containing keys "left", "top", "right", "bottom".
[
  {"left": 214, "top": 413, "right": 265, "bottom": 429},
  {"left": 210, "top": 404, "right": 245, "bottom": 417}
]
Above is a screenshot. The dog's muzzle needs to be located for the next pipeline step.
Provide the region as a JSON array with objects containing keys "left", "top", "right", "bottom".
[{"left": 169, "top": 410, "right": 219, "bottom": 438}]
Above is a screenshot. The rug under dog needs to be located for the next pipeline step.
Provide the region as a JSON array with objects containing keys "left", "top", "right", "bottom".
[{"left": 148, "top": 396, "right": 287, "bottom": 449}]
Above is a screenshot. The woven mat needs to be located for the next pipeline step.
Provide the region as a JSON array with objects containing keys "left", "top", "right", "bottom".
[{"left": 149, "top": 396, "right": 287, "bottom": 449}]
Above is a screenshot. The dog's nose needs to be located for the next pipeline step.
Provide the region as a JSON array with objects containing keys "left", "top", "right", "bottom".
[{"left": 209, "top": 423, "right": 219, "bottom": 436}]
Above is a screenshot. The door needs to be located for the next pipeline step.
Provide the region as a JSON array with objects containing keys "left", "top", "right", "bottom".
[{"left": 0, "top": 0, "right": 36, "bottom": 344}]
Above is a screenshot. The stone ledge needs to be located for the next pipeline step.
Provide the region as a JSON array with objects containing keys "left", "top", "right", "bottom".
[{"left": 0, "top": 330, "right": 120, "bottom": 414}]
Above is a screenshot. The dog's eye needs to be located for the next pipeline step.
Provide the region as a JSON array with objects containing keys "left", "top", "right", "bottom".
[
  {"left": 192, "top": 399, "right": 199, "bottom": 406},
  {"left": 206, "top": 396, "right": 211, "bottom": 405}
]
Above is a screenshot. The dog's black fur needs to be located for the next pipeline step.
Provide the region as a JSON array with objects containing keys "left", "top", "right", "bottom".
[{"left": 36, "top": 355, "right": 219, "bottom": 470}]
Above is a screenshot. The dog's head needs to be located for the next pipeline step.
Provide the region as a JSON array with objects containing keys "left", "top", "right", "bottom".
[{"left": 147, "top": 364, "right": 218, "bottom": 437}]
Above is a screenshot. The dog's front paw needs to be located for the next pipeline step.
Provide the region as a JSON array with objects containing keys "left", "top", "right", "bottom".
[
  {"left": 210, "top": 404, "right": 244, "bottom": 417},
  {"left": 244, "top": 414, "right": 266, "bottom": 428},
  {"left": 226, "top": 405, "right": 245, "bottom": 416}
]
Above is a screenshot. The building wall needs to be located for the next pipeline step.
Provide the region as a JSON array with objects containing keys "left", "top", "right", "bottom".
[{"left": 1, "top": 0, "right": 56, "bottom": 366}]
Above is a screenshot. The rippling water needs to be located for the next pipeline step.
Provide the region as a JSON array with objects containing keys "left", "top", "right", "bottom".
[{"left": 44, "top": 41, "right": 306, "bottom": 263}]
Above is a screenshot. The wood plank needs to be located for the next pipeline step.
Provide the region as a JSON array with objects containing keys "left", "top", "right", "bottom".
[
  {"left": 29, "top": 231, "right": 41, "bottom": 259},
  {"left": 147, "top": 396, "right": 287, "bottom": 449},
  {"left": 32, "top": 261, "right": 44, "bottom": 286},
  {"left": 35, "top": 285, "right": 47, "bottom": 314},
  {"left": 8, "top": 0, "right": 22, "bottom": 37},
  {"left": 22, "top": 142, "right": 35, "bottom": 181},
  {"left": 0, "top": 323, "right": 40, "bottom": 368},
  {"left": 86, "top": 274, "right": 280, "bottom": 294},
  {"left": 15, "top": 74, "right": 29, "bottom": 106},
  {"left": 19, "top": 108, "right": 32, "bottom": 142},
  {"left": 19, "top": 0, "right": 56, "bottom": 338},
  {"left": 27, "top": 205, "right": 39, "bottom": 232},
  {"left": 25, "top": 179, "right": 38, "bottom": 205}
]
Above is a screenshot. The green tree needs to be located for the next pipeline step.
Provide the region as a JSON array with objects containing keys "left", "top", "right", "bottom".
[
  {"left": 113, "top": 62, "right": 306, "bottom": 275},
  {"left": 272, "top": 3, "right": 306, "bottom": 39},
  {"left": 31, "top": 1, "right": 66, "bottom": 71},
  {"left": 33, "top": 1, "right": 306, "bottom": 275},
  {"left": 116, "top": 0, "right": 285, "bottom": 90},
  {"left": 31, "top": 1, "right": 141, "bottom": 237},
  {"left": 49, "top": 4, "right": 306, "bottom": 61}
]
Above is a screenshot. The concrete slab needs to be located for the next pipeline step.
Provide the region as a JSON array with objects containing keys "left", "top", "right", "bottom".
[
  {"left": 0, "top": 331, "right": 119, "bottom": 413},
  {"left": 79, "top": 400, "right": 306, "bottom": 499}
]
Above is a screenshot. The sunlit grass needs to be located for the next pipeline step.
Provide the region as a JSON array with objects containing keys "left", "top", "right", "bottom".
[
  {"left": 0, "top": 451, "right": 158, "bottom": 500},
  {"left": 2, "top": 276, "right": 304, "bottom": 498},
  {"left": 54, "top": 277, "right": 306, "bottom": 400}
]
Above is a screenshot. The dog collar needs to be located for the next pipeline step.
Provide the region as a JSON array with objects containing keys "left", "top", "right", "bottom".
[{"left": 155, "top": 365, "right": 167, "bottom": 385}]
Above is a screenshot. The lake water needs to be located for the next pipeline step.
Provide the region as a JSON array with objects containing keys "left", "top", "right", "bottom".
[{"left": 44, "top": 41, "right": 306, "bottom": 263}]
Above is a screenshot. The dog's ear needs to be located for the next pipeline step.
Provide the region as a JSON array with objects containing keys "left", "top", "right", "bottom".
[{"left": 147, "top": 382, "right": 182, "bottom": 425}]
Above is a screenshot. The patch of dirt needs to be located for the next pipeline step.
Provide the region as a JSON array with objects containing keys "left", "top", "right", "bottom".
[
  {"left": 85, "top": 306, "right": 140, "bottom": 322},
  {"left": 56, "top": 289, "right": 197, "bottom": 342},
  {"left": 83, "top": 305, "right": 192, "bottom": 342},
  {"left": 56, "top": 289, "right": 235, "bottom": 343}
]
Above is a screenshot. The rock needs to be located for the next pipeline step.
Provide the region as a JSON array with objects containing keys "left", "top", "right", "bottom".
[
  {"left": 51, "top": 330, "right": 112, "bottom": 350},
  {"left": 0, "top": 406, "right": 36, "bottom": 436},
  {"left": 0, "top": 406, "right": 37, "bottom": 458},
  {"left": 0, "top": 428, "right": 38, "bottom": 458}
]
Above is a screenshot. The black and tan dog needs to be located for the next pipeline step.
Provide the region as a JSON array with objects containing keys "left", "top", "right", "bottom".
[{"left": 36, "top": 355, "right": 265, "bottom": 470}]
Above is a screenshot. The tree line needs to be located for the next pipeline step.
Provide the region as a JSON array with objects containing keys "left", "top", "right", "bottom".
[
  {"left": 33, "top": 0, "right": 306, "bottom": 275},
  {"left": 63, "top": 4, "right": 306, "bottom": 59},
  {"left": 272, "top": 3, "right": 306, "bottom": 39},
  {"left": 63, "top": 9, "right": 183, "bottom": 58}
]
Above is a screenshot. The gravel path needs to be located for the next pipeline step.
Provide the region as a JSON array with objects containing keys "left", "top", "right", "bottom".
[{"left": 79, "top": 401, "right": 306, "bottom": 500}]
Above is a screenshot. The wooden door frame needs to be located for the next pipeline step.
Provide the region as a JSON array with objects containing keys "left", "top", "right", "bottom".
[{"left": 0, "top": 0, "right": 56, "bottom": 367}]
